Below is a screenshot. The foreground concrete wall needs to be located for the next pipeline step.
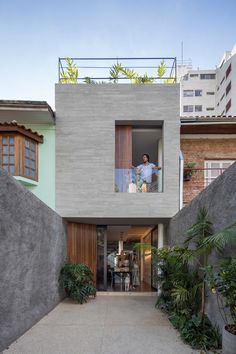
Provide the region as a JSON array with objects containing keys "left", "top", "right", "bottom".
[
  {"left": 168, "top": 162, "right": 236, "bottom": 330},
  {"left": 0, "top": 169, "right": 67, "bottom": 352},
  {"left": 55, "top": 84, "right": 180, "bottom": 221}
]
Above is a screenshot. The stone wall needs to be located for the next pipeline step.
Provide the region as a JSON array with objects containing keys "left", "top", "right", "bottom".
[
  {"left": 167, "top": 162, "right": 236, "bottom": 331},
  {"left": 0, "top": 168, "right": 67, "bottom": 352}
]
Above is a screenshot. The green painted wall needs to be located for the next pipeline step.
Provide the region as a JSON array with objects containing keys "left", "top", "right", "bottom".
[{"left": 24, "top": 124, "right": 55, "bottom": 210}]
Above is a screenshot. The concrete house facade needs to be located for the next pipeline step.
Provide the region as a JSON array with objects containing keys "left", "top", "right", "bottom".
[{"left": 55, "top": 83, "right": 180, "bottom": 290}]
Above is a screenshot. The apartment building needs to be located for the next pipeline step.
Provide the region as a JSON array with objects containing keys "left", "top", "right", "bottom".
[
  {"left": 180, "top": 69, "right": 216, "bottom": 116},
  {"left": 180, "top": 43, "right": 236, "bottom": 117},
  {"left": 215, "top": 44, "right": 236, "bottom": 116}
]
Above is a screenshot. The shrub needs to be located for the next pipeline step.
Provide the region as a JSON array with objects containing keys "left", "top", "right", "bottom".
[
  {"left": 180, "top": 313, "right": 220, "bottom": 350},
  {"left": 60, "top": 263, "right": 96, "bottom": 304}
]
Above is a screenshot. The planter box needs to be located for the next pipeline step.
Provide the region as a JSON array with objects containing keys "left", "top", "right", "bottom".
[{"left": 222, "top": 325, "right": 236, "bottom": 354}]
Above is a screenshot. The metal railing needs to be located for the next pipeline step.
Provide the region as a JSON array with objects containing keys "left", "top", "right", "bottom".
[{"left": 58, "top": 57, "right": 177, "bottom": 84}]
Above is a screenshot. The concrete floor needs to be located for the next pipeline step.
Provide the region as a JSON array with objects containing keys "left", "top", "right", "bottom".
[{"left": 3, "top": 296, "right": 198, "bottom": 354}]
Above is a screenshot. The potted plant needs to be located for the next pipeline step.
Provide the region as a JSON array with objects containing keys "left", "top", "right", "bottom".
[
  {"left": 184, "top": 161, "right": 197, "bottom": 181},
  {"left": 206, "top": 258, "right": 236, "bottom": 354},
  {"left": 60, "top": 263, "right": 96, "bottom": 304}
]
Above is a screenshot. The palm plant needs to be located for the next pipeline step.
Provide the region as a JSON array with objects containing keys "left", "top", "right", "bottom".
[
  {"left": 183, "top": 208, "right": 213, "bottom": 315},
  {"left": 109, "top": 60, "right": 168, "bottom": 84},
  {"left": 201, "top": 221, "right": 236, "bottom": 252}
]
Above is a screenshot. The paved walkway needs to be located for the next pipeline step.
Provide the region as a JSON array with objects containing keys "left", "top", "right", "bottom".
[{"left": 3, "top": 296, "right": 197, "bottom": 354}]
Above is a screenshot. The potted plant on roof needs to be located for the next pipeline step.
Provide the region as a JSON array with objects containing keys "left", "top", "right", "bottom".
[{"left": 184, "top": 161, "right": 197, "bottom": 181}]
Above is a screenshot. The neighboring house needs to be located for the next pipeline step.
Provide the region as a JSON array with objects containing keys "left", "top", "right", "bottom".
[
  {"left": 181, "top": 116, "right": 236, "bottom": 205},
  {"left": 0, "top": 100, "right": 56, "bottom": 210},
  {"left": 180, "top": 43, "right": 236, "bottom": 117}
]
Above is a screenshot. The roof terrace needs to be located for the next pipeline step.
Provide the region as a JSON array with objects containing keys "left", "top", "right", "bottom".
[{"left": 58, "top": 57, "right": 177, "bottom": 84}]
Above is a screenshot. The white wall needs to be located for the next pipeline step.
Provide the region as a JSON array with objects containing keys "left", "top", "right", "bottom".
[{"left": 180, "top": 70, "right": 216, "bottom": 116}]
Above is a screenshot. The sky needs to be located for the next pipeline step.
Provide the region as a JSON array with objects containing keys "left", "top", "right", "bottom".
[{"left": 0, "top": 0, "right": 236, "bottom": 108}]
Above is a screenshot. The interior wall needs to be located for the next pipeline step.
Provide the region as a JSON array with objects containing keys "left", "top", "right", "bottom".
[{"left": 132, "top": 129, "right": 161, "bottom": 166}]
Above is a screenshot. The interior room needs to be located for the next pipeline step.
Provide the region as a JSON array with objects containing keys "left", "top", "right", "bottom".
[
  {"left": 97, "top": 225, "right": 158, "bottom": 292},
  {"left": 115, "top": 124, "right": 163, "bottom": 193}
]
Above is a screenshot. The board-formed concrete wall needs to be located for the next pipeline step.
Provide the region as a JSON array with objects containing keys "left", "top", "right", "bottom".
[
  {"left": 55, "top": 84, "right": 180, "bottom": 222},
  {"left": 168, "top": 162, "right": 236, "bottom": 331},
  {"left": 0, "top": 168, "right": 67, "bottom": 352}
]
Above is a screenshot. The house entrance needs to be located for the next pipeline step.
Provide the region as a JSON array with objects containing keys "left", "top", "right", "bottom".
[{"left": 97, "top": 225, "right": 158, "bottom": 292}]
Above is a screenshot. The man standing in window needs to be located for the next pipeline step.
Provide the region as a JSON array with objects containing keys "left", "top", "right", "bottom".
[{"left": 133, "top": 154, "right": 161, "bottom": 192}]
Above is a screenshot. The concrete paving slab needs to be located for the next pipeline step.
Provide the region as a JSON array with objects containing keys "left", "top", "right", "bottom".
[{"left": 3, "top": 296, "right": 198, "bottom": 354}]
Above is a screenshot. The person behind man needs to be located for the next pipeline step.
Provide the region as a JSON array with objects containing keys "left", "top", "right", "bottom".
[{"left": 132, "top": 154, "right": 161, "bottom": 192}]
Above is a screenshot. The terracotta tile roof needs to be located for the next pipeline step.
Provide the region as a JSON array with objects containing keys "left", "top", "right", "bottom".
[{"left": 0, "top": 121, "right": 44, "bottom": 143}]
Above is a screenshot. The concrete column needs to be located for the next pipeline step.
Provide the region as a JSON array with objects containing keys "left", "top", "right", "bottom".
[
  {"left": 179, "top": 151, "right": 184, "bottom": 209},
  {"left": 118, "top": 240, "right": 123, "bottom": 254},
  {"left": 158, "top": 138, "right": 163, "bottom": 192},
  {"left": 158, "top": 223, "right": 164, "bottom": 249},
  {"left": 157, "top": 223, "right": 164, "bottom": 295}
]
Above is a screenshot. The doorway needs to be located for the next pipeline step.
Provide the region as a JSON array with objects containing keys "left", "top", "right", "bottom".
[{"left": 97, "top": 225, "right": 158, "bottom": 292}]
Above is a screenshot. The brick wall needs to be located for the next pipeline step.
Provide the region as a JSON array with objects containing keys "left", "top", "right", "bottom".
[{"left": 181, "top": 137, "right": 236, "bottom": 204}]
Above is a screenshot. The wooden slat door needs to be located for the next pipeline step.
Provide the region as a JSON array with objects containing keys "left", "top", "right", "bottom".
[
  {"left": 115, "top": 125, "right": 132, "bottom": 168},
  {"left": 67, "top": 223, "right": 97, "bottom": 283}
]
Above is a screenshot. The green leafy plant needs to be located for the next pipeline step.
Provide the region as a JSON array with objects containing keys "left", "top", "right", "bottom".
[
  {"left": 60, "top": 58, "right": 79, "bottom": 83},
  {"left": 60, "top": 263, "right": 96, "bottom": 304},
  {"left": 109, "top": 60, "right": 168, "bottom": 84},
  {"left": 157, "top": 59, "right": 166, "bottom": 78},
  {"left": 184, "top": 161, "right": 197, "bottom": 181},
  {"left": 205, "top": 257, "right": 236, "bottom": 335},
  {"left": 180, "top": 313, "right": 220, "bottom": 350},
  {"left": 84, "top": 76, "right": 96, "bottom": 84}
]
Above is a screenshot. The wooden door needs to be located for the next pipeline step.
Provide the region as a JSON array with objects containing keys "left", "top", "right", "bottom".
[
  {"left": 115, "top": 125, "right": 132, "bottom": 168},
  {"left": 67, "top": 223, "right": 97, "bottom": 283}
]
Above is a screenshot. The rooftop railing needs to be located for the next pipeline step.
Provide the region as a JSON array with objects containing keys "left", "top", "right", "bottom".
[{"left": 58, "top": 57, "right": 177, "bottom": 84}]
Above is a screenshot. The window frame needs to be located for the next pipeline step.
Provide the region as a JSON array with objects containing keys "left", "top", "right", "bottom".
[
  {"left": 0, "top": 133, "right": 39, "bottom": 181},
  {"left": 183, "top": 105, "right": 194, "bottom": 113},
  {"left": 200, "top": 73, "right": 216, "bottom": 80},
  {"left": 204, "top": 160, "right": 235, "bottom": 187},
  {"left": 195, "top": 105, "right": 202, "bottom": 112},
  {"left": 183, "top": 90, "right": 194, "bottom": 97},
  {"left": 195, "top": 90, "right": 202, "bottom": 97}
]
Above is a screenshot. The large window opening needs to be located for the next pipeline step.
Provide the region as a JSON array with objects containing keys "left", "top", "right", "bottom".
[
  {"left": 97, "top": 225, "right": 158, "bottom": 292},
  {"left": 115, "top": 123, "right": 163, "bottom": 193}
]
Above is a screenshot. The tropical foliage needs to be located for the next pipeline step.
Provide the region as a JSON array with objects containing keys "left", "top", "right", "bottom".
[
  {"left": 136, "top": 207, "right": 236, "bottom": 350},
  {"left": 60, "top": 263, "right": 96, "bottom": 304},
  {"left": 60, "top": 58, "right": 79, "bottom": 83},
  {"left": 60, "top": 58, "right": 175, "bottom": 84},
  {"left": 109, "top": 60, "right": 167, "bottom": 84}
]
